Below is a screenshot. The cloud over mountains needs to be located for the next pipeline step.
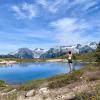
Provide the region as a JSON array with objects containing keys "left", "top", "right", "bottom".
[{"left": 0, "top": 0, "right": 100, "bottom": 53}]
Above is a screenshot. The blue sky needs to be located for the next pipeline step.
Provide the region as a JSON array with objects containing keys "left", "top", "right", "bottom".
[{"left": 0, "top": 0, "right": 100, "bottom": 54}]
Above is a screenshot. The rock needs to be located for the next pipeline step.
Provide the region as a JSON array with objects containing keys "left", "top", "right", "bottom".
[
  {"left": 0, "top": 93, "right": 7, "bottom": 96},
  {"left": 33, "top": 95, "right": 44, "bottom": 100},
  {"left": 38, "top": 87, "right": 49, "bottom": 96},
  {"left": 25, "top": 89, "right": 36, "bottom": 97},
  {"left": 7, "top": 89, "right": 17, "bottom": 95},
  {"left": 37, "top": 87, "right": 52, "bottom": 100},
  {"left": 80, "top": 77, "right": 83, "bottom": 79}
]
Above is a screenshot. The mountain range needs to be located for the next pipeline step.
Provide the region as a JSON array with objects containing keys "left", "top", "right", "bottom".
[
  {"left": 0, "top": 42, "right": 97, "bottom": 59},
  {"left": 40, "top": 42, "right": 97, "bottom": 58}
]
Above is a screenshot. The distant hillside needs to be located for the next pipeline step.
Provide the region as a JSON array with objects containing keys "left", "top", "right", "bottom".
[{"left": 9, "top": 48, "right": 34, "bottom": 59}]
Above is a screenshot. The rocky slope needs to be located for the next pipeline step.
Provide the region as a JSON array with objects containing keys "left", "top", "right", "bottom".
[{"left": 9, "top": 48, "right": 34, "bottom": 59}]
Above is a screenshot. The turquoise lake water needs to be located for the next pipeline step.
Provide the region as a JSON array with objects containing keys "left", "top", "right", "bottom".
[{"left": 0, "top": 62, "right": 84, "bottom": 84}]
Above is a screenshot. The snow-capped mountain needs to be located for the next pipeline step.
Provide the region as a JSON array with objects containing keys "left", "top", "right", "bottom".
[
  {"left": 10, "top": 48, "right": 34, "bottom": 59},
  {"left": 1, "top": 42, "right": 98, "bottom": 59},
  {"left": 9, "top": 48, "right": 45, "bottom": 58},
  {"left": 33, "top": 48, "right": 46, "bottom": 58},
  {"left": 88, "top": 42, "right": 97, "bottom": 50},
  {"left": 40, "top": 42, "right": 97, "bottom": 58}
]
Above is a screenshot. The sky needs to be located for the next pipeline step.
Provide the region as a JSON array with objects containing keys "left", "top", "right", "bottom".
[{"left": 0, "top": 0, "right": 100, "bottom": 54}]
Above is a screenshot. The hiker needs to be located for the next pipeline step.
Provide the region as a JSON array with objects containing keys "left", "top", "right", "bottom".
[{"left": 67, "top": 51, "right": 73, "bottom": 72}]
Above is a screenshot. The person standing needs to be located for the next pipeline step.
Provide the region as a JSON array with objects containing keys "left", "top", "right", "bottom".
[{"left": 67, "top": 51, "right": 73, "bottom": 72}]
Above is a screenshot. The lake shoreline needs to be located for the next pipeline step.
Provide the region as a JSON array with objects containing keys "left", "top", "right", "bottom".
[
  {"left": 0, "top": 58, "right": 91, "bottom": 66},
  {"left": 0, "top": 60, "right": 17, "bottom": 65}
]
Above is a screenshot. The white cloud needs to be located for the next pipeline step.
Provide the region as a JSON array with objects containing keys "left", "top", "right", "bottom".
[
  {"left": 10, "top": 0, "right": 100, "bottom": 45},
  {"left": 12, "top": 5, "right": 26, "bottom": 19},
  {"left": 37, "top": 0, "right": 66, "bottom": 13},
  {"left": 11, "top": 2, "right": 37, "bottom": 19},
  {"left": 48, "top": 0, "right": 65, "bottom": 13},
  {"left": 11, "top": 0, "right": 99, "bottom": 18},
  {"left": 50, "top": 18, "right": 89, "bottom": 33},
  {"left": 22, "top": 2, "right": 36, "bottom": 19},
  {"left": 37, "top": 0, "right": 47, "bottom": 7},
  {"left": 50, "top": 18, "right": 78, "bottom": 32},
  {"left": 83, "top": 1, "right": 97, "bottom": 11},
  {"left": 74, "top": 0, "right": 99, "bottom": 11},
  {"left": 36, "top": 0, "right": 99, "bottom": 14},
  {"left": 50, "top": 17, "right": 94, "bottom": 45}
]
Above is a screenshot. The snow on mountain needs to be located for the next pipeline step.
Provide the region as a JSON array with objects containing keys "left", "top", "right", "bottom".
[
  {"left": 40, "top": 42, "right": 97, "bottom": 58},
  {"left": 3, "top": 42, "right": 98, "bottom": 59},
  {"left": 33, "top": 48, "right": 46, "bottom": 58}
]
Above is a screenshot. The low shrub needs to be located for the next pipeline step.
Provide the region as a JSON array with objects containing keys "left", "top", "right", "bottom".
[
  {"left": 87, "top": 77, "right": 99, "bottom": 82},
  {"left": 0, "top": 80, "right": 6, "bottom": 87}
]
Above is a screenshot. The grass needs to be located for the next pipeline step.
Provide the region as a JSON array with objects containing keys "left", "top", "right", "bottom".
[
  {"left": 0, "top": 80, "right": 6, "bottom": 87},
  {"left": 71, "top": 85, "right": 100, "bottom": 100},
  {"left": 86, "top": 77, "right": 100, "bottom": 82},
  {"left": 0, "top": 80, "right": 15, "bottom": 93},
  {"left": 48, "top": 70, "right": 83, "bottom": 89},
  {"left": 0, "top": 80, "right": 16, "bottom": 100},
  {"left": 73, "top": 52, "right": 96, "bottom": 62}
]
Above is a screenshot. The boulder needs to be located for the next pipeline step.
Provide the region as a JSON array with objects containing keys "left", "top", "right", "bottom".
[
  {"left": 38, "top": 87, "right": 49, "bottom": 96},
  {"left": 25, "top": 89, "right": 36, "bottom": 97},
  {"left": 7, "top": 89, "right": 17, "bottom": 95}
]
